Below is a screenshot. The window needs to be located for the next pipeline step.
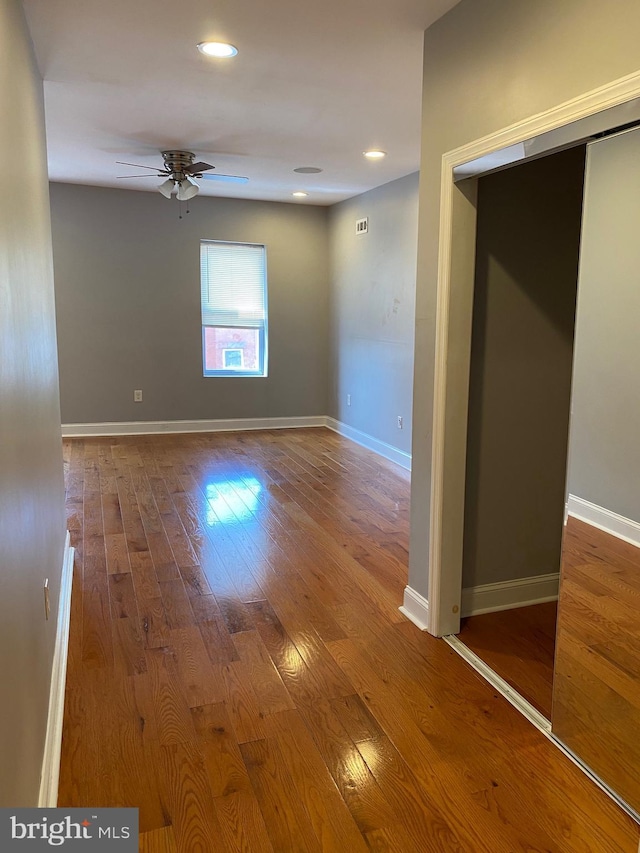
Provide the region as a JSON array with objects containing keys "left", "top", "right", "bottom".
[
  {"left": 222, "top": 348, "right": 244, "bottom": 369},
  {"left": 200, "top": 240, "right": 268, "bottom": 377}
]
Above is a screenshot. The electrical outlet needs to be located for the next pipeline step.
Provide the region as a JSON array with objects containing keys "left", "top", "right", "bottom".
[
  {"left": 347, "top": 394, "right": 351, "bottom": 407},
  {"left": 134, "top": 390, "right": 143, "bottom": 402},
  {"left": 397, "top": 416, "right": 403, "bottom": 429}
]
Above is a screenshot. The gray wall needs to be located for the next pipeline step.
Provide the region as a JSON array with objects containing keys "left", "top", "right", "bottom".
[
  {"left": 0, "top": 0, "right": 66, "bottom": 805},
  {"left": 50, "top": 184, "right": 329, "bottom": 424},
  {"left": 410, "top": 0, "right": 640, "bottom": 597},
  {"left": 567, "top": 128, "right": 640, "bottom": 523},
  {"left": 463, "top": 148, "right": 585, "bottom": 588},
  {"left": 328, "top": 173, "right": 418, "bottom": 454}
]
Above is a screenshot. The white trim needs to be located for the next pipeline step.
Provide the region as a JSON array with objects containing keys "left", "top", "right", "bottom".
[
  {"left": 325, "top": 417, "right": 411, "bottom": 471},
  {"left": 445, "top": 69, "right": 640, "bottom": 171},
  {"left": 428, "top": 69, "right": 640, "bottom": 638},
  {"left": 427, "top": 153, "right": 456, "bottom": 638},
  {"left": 60, "top": 415, "right": 413, "bottom": 472},
  {"left": 461, "top": 573, "right": 560, "bottom": 618},
  {"left": 568, "top": 495, "right": 640, "bottom": 549},
  {"left": 399, "top": 585, "right": 430, "bottom": 631},
  {"left": 445, "top": 635, "right": 640, "bottom": 826},
  {"left": 39, "top": 532, "right": 75, "bottom": 807},
  {"left": 61, "top": 415, "right": 326, "bottom": 438}
]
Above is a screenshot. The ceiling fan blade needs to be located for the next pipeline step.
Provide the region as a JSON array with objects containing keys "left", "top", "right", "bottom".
[
  {"left": 117, "top": 174, "right": 167, "bottom": 179},
  {"left": 186, "top": 161, "right": 214, "bottom": 174},
  {"left": 200, "top": 173, "right": 249, "bottom": 183},
  {"left": 116, "top": 161, "right": 169, "bottom": 172}
]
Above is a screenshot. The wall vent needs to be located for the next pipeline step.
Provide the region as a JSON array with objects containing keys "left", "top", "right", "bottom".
[{"left": 355, "top": 217, "right": 368, "bottom": 235}]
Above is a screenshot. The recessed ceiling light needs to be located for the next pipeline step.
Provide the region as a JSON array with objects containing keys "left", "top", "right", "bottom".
[
  {"left": 292, "top": 191, "right": 308, "bottom": 198},
  {"left": 293, "top": 166, "right": 323, "bottom": 174},
  {"left": 197, "top": 42, "right": 238, "bottom": 58},
  {"left": 364, "top": 149, "right": 386, "bottom": 160}
]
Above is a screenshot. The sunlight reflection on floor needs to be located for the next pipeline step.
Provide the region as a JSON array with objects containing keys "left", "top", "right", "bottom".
[{"left": 205, "top": 476, "right": 262, "bottom": 525}]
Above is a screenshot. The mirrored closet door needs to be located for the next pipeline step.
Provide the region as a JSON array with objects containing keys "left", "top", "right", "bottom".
[{"left": 552, "top": 125, "right": 640, "bottom": 816}]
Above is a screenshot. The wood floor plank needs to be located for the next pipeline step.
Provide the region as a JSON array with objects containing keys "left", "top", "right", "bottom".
[
  {"left": 294, "top": 697, "right": 398, "bottom": 835},
  {"left": 247, "top": 599, "right": 351, "bottom": 707},
  {"left": 188, "top": 592, "right": 222, "bottom": 624},
  {"left": 198, "top": 615, "right": 240, "bottom": 666},
  {"left": 159, "top": 578, "right": 195, "bottom": 630},
  {"left": 191, "top": 702, "right": 251, "bottom": 798},
  {"left": 129, "top": 549, "right": 162, "bottom": 601},
  {"left": 143, "top": 647, "right": 197, "bottom": 747},
  {"left": 105, "top": 532, "right": 131, "bottom": 575},
  {"left": 231, "top": 630, "right": 296, "bottom": 716},
  {"left": 57, "top": 687, "right": 85, "bottom": 806},
  {"left": 169, "top": 625, "right": 225, "bottom": 708},
  {"left": 220, "top": 661, "right": 268, "bottom": 745},
  {"left": 213, "top": 790, "right": 275, "bottom": 853},
  {"left": 112, "top": 615, "right": 147, "bottom": 677},
  {"left": 239, "top": 739, "right": 320, "bottom": 853},
  {"left": 81, "top": 572, "right": 113, "bottom": 669},
  {"left": 330, "top": 693, "right": 386, "bottom": 743},
  {"left": 160, "top": 741, "right": 226, "bottom": 852},
  {"left": 364, "top": 824, "right": 423, "bottom": 853},
  {"left": 264, "top": 709, "right": 370, "bottom": 852},
  {"left": 99, "top": 674, "right": 167, "bottom": 832},
  {"left": 109, "top": 571, "right": 138, "bottom": 619},
  {"left": 179, "top": 563, "right": 213, "bottom": 597},
  {"left": 116, "top": 471, "right": 149, "bottom": 555},
  {"left": 139, "top": 596, "right": 172, "bottom": 650},
  {"left": 217, "top": 597, "right": 255, "bottom": 635}
]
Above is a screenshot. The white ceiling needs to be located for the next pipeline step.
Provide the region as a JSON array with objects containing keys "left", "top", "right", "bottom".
[{"left": 22, "top": 0, "right": 458, "bottom": 205}]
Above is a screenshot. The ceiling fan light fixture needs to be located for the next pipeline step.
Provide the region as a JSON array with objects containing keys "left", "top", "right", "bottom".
[
  {"left": 197, "top": 42, "right": 238, "bottom": 58},
  {"left": 158, "top": 178, "right": 175, "bottom": 198},
  {"left": 177, "top": 176, "right": 199, "bottom": 201}
]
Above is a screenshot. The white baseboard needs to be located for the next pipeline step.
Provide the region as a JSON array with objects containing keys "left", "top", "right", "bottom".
[
  {"left": 568, "top": 494, "right": 640, "bottom": 549},
  {"left": 39, "top": 532, "right": 75, "bottom": 808},
  {"left": 461, "top": 572, "right": 559, "bottom": 618},
  {"left": 60, "top": 415, "right": 414, "bottom": 473},
  {"left": 325, "top": 417, "right": 411, "bottom": 471},
  {"left": 399, "top": 585, "right": 430, "bottom": 630},
  {"left": 61, "top": 415, "right": 326, "bottom": 438}
]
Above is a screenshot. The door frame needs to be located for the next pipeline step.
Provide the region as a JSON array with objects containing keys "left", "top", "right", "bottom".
[{"left": 427, "top": 69, "right": 640, "bottom": 637}]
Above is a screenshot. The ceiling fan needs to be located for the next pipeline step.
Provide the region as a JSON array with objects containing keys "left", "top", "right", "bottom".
[{"left": 116, "top": 150, "right": 248, "bottom": 200}]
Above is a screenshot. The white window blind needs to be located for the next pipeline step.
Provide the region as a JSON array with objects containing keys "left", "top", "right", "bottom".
[{"left": 200, "top": 241, "right": 267, "bottom": 328}]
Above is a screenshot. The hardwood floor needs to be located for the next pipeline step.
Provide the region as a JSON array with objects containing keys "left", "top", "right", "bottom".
[
  {"left": 60, "top": 429, "right": 639, "bottom": 851},
  {"left": 459, "top": 602, "right": 557, "bottom": 719},
  {"left": 553, "top": 516, "right": 640, "bottom": 816}
]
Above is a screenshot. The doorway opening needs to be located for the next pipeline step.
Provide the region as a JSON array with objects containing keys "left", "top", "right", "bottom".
[{"left": 456, "top": 145, "right": 586, "bottom": 720}]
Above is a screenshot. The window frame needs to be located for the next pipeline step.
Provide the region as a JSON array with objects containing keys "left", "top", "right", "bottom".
[{"left": 200, "top": 240, "right": 268, "bottom": 378}]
